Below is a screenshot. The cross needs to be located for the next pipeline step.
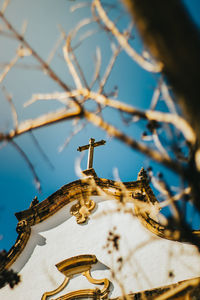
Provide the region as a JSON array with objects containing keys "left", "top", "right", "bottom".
[{"left": 77, "top": 138, "right": 106, "bottom": 169}]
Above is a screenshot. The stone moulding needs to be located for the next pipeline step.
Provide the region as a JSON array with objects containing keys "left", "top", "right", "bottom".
[
  {"left": 0, "top": 172, "right": 140, "bottom": 272},
  {"left": 41, "top": 254, "right": 110, "bottom": 300},
  {"left": 114, "top": 277, "right": 200, "bottom": 299},
  {"left": 1, "top": 168, "right": 200, "bottom": 277}
]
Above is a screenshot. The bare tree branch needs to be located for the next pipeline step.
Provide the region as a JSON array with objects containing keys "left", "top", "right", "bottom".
[
  {"left": 84, "top": 110, "right": 185, "bottom": 175},
  {"left": 2, "top": 86, "right": 18, "bottom": 130},
  {"left": 122, "top": 0, "right": 200, "bottom": 143},
  {"left": 0, "top": 106, "right": 82, "bottom": 142},
  {"left": 11, "top": 140, "right": 41, "bottom": 193},
  {"left": 23, "top": 88, "right": 196, "bottom": 145},
  {"left": 29, "top": 131, "right": 54, "bottom": 170},
  {"left": 93, "top": 0, "right": 162, "bottom": 73},
  {"left": 0, "top": 10, "right": 81, "bottom": 109},
  {"left": 0, "top": 54, "right": 18, "bottom": 83}
]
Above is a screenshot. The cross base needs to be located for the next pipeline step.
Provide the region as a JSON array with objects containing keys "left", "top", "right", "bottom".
[{"left": 82, "top": 168, "right": 97, "bottom": 178}]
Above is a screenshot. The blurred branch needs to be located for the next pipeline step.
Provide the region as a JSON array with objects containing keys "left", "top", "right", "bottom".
[
  {"left": 152, "top": 130, "right": 170, "bottom": 159},
  {"left": 90, "top": 46, "right": 101, "bottom": 88},
  {"left": 0, "top": 106, "right": 82, "bottom": 141},
  {"left": 47, "top": 32, "right": 64, "bottom": 65},
  {"left": 122, "top": 0, "right": 200, "bottom": 143},
  {"left": 0, "top": 53, "right": 18, "bottom": 83},
  {"left": 29, "top": 131, "right": 54, "bottom": 170},
  {"left": 0, "top": 0, "right": 199, "bottom": 241},
  {"left": 24, "top": 88, "right": 196, "bottom": 145},
  {"left": 76, "top": 89, "right": 196, "bottom": 144},
  {"left": 0, "top": 1, "right": 200, "bottom": 293},
  {"left": 2, "top": 86, "right": 18, "bottom": 129},
  {"left": 1, "top": 0, "right": 11, "bottom": 14},
  {"left": 0, "top": 10, "right": 81, "bottom": 108},
  {"left": 98, "top": 44, "right": 121, "bottom": 93},
  {"left": 156, "top": 277, "right": 200, "bottom": 300},
  {"left": 59, "top": 121, "right": 86, "bottom": 152},
  {"left": 159, "top": 187, "right": 191, "bottom": 209},
  {"left": 84, "top": 110, "right": 185, "bottom": 175},
  {"left": 93, "top": 0, "right": 162, "bottom": 73},
  {"left": 11, "top": 140, "right": 41, "bottom": 192}
]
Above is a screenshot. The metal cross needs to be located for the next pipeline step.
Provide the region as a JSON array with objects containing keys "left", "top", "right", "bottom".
[{"left": 77, "top": 138, "right": 106, "bottom": 169}]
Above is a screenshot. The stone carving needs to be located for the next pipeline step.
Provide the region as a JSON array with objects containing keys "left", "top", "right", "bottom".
[
  {"left": 70, "top": 198, "right": 96, "bottom": 224},
  {"left": 29, "top": 196, "right": 39, "bottom": 208},
  {"left": 41, "top": 254, "right": 110, "bottom": 300},
  {"left": 16, "top": 220, "right": 28, "bottom": 233},
  {"left": 137, "top": 167, "right": 149, "bottom": 181}
]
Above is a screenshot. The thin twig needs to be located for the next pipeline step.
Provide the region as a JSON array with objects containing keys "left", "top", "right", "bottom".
[
  {"left": 99, "top": 43, "right": 121, "bottom": 93},
  {"left": 159, "top": 187, "right": 191, "bottom": 209},
  {"left": 47, "top": 32, "right": 64, "bottom": 65},
  {"left": 78, "top": 89, "right": 196, "bottom": 144},
  {"left": 161, "top": 81, "right": 178, "bottom": 115},
  {"left": 11, "top": 140, "right": 41, "bottom": 192},
  {"left": 150, "top": 174, "right": 180, "bottom": 220},
  {"left": 0, "top": 62, "right": 40, "bottom": 70},
  {"left": 1, "top": 0, "right": 11, "bottom": 14},
  {"left": 90, "top": 46, "right": 101, "bottom": 88},
  {"left": 152, "top": 130, "right": 170, "bottom": 159},
  {"left": 24, "top": 88, "right": 196, "bottom": 145},
  {"left": 59, "top": 121, "right": 86, "bottom": 152},
  {"left": 0, "top": 106, "right": 82, "bottom": 141},
  {"left": 150, "top": 82, "right": 161, "bottom": 110},
  {"left": 84, "top": 110, "right": 185, "bottom": 175},
  {"left": 155, "top": 277, "right": 200, "bottom": 300},
  {"left": 2, "top": 86, "right": 18, "bottom": 129},
  {"left": 0, "top": 54, "right": 19, "bottom": 83},
  {"left": 70, "top": 1, "right": 91, "bottom": 13},
  {"left": 62, "top": 18, "right": 93, "bottom": 90},
  {"left": 93, "top": 0, "right": 162, "bottom": 73},
  {"left": 29, "top": 131, "right": 54, "bottom": 170},
  {"left": 0, "top": 10, "right": 81, "bottom": 109}
]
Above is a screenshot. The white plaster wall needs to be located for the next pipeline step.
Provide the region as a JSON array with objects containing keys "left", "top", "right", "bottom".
[{"left": 1, "top": 197, "right": 200, "bottom": 299}]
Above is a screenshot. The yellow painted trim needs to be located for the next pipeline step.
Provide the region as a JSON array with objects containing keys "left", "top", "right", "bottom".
[
  {"left": 2, "top": 170, "right": 200, "bottom": 273},
  {"left": 41, "top": 277, "right": 69, "bottom": 300},
  {"left": 2, "top": 177, "right": 141, "bottom": 271},
  {"left": 42, "top": 254, "right": 110, "bottom": 300}
]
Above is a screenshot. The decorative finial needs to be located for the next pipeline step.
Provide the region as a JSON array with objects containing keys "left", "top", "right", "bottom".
[
  {"left": 77, "top": 138, "right": 106, "bottom": 170},
  {"left": 29, "top": 196, "right": 39, "bottom": 208},
  {"left": 137, "top": 167, "right": 149, "bottom": 182}
]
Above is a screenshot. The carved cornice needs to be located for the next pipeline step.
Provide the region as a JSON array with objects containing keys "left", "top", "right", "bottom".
[
  {"left": 1, "top": 221, "right": 31, "bottom": 271},
  {"left": 1, "top": 176, "right": 141, "bottom": 272},
  {"left": 14, "top": 177, "right": 141, "bottom": 225},
  {"left": 1, "top": 168, "right": 200, "bottom": 275},
  {"left": 114, "top": 277, "right": 200, "bottom": 299}
]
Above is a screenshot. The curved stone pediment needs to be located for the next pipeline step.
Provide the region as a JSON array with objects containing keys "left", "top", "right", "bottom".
[{"left": 1, "top": 168, "right": 200, "bottom": 299}]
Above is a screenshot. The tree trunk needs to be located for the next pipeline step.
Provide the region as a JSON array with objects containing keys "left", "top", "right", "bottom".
[{"left": 123, "top": 0, "right": 200, "bottom": 143}]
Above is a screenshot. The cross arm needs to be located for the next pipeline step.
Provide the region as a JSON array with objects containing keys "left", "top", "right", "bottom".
[
  {"left": 93, "top": 140, "right": 106, "bottom": 147},
  {"left": 77, "top": 138, "right": 106, "bottom": 170},
  {"left": 77, "top": 145, "right": 90, "bottom": 152}
]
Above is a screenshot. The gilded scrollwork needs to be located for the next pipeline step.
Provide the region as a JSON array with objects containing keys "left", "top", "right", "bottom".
[
  {"left": 6, "top": 168, "right": 200, "bottom": 276},
  {"left": 70, "top": 198, "right": 96, "bottom": 224},
  {"left": 16, "top": 219, "right": 28, "bottom": 233},
  {"left": 41, "top": 254, "right": 110, "bottom": 300}
]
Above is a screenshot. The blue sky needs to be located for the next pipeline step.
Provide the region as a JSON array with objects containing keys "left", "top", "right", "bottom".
[{"left": 0, "top": 0, "right": 200, "bottom": 251}]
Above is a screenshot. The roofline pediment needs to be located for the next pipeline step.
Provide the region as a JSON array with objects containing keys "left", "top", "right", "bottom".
[{"left": 1, "top": 168, "right": 200, "bottom": 274}]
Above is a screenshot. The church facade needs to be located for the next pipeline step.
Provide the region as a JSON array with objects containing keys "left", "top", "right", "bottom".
[{"left": 1, "top": 139, "right": 200, "bottom": 299}]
